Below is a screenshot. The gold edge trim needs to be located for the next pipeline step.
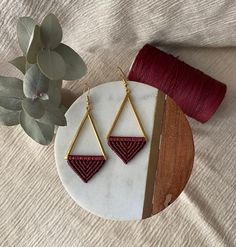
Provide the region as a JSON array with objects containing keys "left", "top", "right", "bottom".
[{"left": 141, "top": 91, "right": 166, "bottom": 219}]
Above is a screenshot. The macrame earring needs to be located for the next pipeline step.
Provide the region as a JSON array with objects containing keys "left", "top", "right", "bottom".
[
  {"left": 107, "top": 67, "right": 148, "bottom": 164},
  {"left": 64, "top": 84, "right": 106, "bottom": 183}
]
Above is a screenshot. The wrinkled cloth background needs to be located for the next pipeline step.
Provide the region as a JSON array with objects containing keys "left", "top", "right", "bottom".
[{"left": 0, "top": 1, "right": 235, "bottom": 246}]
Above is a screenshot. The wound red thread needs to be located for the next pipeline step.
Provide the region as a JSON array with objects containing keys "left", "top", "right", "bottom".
[{"left": 128, "top": 44, "right": 227, "bottom": 123}]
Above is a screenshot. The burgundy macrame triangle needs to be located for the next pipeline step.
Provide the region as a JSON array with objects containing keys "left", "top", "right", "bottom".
[
  {"left": 108, "top": 136, "right": 146, "bottom": 164},
  {"left": 67, "top": 155, "right": 106, "bottom": 183}
]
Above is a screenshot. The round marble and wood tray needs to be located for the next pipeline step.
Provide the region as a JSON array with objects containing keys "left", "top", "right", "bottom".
[{"left": 54, "top": 81, "right": 194, "bottom": 220}]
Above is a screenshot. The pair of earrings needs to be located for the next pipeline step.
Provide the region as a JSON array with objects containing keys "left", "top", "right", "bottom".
[{"left": 64, "top": 68, "right": 148, "bottom": 183}]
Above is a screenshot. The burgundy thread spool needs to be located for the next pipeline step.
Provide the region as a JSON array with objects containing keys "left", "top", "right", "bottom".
[{"left": 128, "top": 44, "right": 227, "bottom": 123}]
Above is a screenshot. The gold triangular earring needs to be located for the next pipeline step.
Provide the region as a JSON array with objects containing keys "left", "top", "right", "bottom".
[
  {"left": 64, "top": 84, "right": 106, "bottom": 183},
  {"left": 106, "top": 67, "right": 148, "bottom": 164}
]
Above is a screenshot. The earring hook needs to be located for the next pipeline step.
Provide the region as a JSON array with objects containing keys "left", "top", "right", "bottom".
[
  {"left": 83, "top": 82, "right": 90, "bottom": 95},
  {"left": 83, "top": 83, "right": 91, "bottom": 111},
  {"left": 117, "top": 67, "right": 129, "bottom": 94}
]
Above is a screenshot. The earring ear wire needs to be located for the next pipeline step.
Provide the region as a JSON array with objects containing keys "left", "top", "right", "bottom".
[
  {"left": 117, "top": 67, "right": 129, "bottom": 94},
  {"left": 82, "top": 83, "right": 91, "bottom": 110}
]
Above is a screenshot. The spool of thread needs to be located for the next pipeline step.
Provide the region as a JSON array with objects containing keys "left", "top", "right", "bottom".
[{"left": 128, "top": 44, "right": 227, "bottom": 123}]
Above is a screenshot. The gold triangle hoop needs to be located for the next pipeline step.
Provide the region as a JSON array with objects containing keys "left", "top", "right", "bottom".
[
  {"left": 64, "top": 89, "right": 106, "bottom": 161},
  {"left": 106, "top": 67, "right": 148, "bottom": 140}
]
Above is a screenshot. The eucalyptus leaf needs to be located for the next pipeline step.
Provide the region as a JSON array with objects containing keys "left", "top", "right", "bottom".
[
  {"left": 39, "top": 101, "right": 66, "bottom": 126},
  {"left": 59, "top": 104, "right": 68, "bottom": 115},
  {"left": 23, "top": 64, "right": 49, "bottom": 98},
  {"left": 26, "top": 61, "right": 33, "bottom": 71},
  {"left": 55, "top": 43, "right": 87, "bottom": 80},
  {"left": 0, "top": 107, "right": 20, "bottom": 126},
  {"left": 0, "top": 76, "right": 24, "bottom": 98},
  {"left": 27, "top": 25, "right": 42, "bottom": 64},
  {"left": 50, "top": 79, "right": 62, "bottom": 88},
  {"left": 47, "top": 80, "right": 62, "bottom": 106},
  {"left": 17, "top": 17, "right": 37, "bottom": 54},
  {"left": 0, "top": 96, "right": 22, "bottom": 111},
  {"left": 37, "top": 49, "right": 65, "bottom": 80},
  {"left": 39, "top": 93, "right": 49, "bottom": 100},
  {"left": 40, "top": 13, "right": 62, "bottom": 49},
  {"left": 20, "top": 109, "right": 54, "bottom": 145},
  {"left": 22, "top": 98, "right": 44, "bottom": 119},
  {"left": 9, "top": 56, "right": 26, "bottom": 74}
]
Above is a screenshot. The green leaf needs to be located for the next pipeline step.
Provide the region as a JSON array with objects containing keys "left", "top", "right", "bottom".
[
  {"left": 55, "top": 43, "right": 87, "bottom": 80},
  {"left": 9, "top": 56, "right": 26, "bottom": 74},
  {"left": 39, "top": 93, "right": 49, "bottom": 100},
  {"left": 17, "top": 17, "right": 37, "bottom": 54},
  {"left": 37, "top": 49, "right": 65, "bottom": 80},
  {"left": 23, "top": 64, "right": 49, "bottom": 98},
  {"left": 0, "top": 96, "right": 22, "bottom": 111},
  {"left": 0, "top": 76, "right": 24, "bottom": 98},
  {"left": 26, "top": 61, "right": 33, "bottom": 71},
  {"left": 59, "top": 104, "right": 68, "bottom": 115},
  {"left": 22, "top": 98, "right": 44, "bottom": 119},
  {"left": 39, "top": 101, "right": 66, "bottom": 126},
  {"left": 40, "top": 13, "right": 62, "bottom": 49},
  {"left": 20, "top": 109, "right": 54, "bottom": 145},
  {"left": 0, "top": 107, "right": 20, "bottom": 126},
  {"left": 47, "top": 80, "right": 62, "bottom": 106},
  {"left": 26, "top": 25, "right": 42, "bottom": 64}
]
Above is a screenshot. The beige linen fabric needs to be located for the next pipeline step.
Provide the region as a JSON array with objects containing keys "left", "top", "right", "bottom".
[{"left": 0, "top": 1, "right": 235, "bottom": 246}]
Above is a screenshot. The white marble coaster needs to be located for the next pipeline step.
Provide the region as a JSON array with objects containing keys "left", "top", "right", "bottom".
[{"left": 54, "top": 81, "right": 158, "bottom": 220}]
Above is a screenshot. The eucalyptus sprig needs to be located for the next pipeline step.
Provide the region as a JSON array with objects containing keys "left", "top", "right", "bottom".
[{"left": 0, "top": 13, "right": 87, "bottom": 145}]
